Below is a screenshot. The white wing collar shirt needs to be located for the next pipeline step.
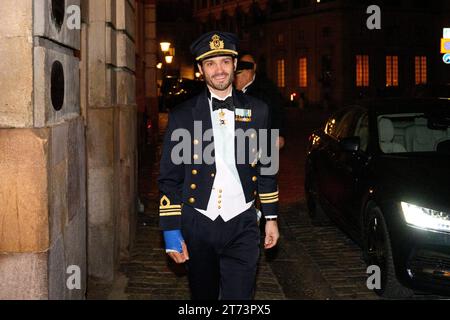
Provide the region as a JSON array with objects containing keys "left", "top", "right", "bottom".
[{"left": 195, "top": 91, "right": 254, "bottom": 222}]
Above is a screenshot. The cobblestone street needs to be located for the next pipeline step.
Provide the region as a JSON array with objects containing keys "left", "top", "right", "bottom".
[{"left": 89, "top": 108, "right": 447, "bottom": 300}]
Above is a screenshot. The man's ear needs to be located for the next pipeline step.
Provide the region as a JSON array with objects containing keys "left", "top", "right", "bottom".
[
  {"left": 233, "top": 58, "right": 237, "bottom": 72},
  {"left": 197, "top": 63, "right": 204, "bottom": 76}
]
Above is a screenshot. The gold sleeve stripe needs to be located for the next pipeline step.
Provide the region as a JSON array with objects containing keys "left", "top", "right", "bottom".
[
  {"left": 259, "top": 194, "right": 278, "bottom": 199},
  {"left": 159, "top": 212, "right": 182, "bottom": 217},
  {"left": 159, "top": 209, "right": 182, "bottom": 214},
  {"left": 159, "top": 206, "right": 181, "bottom": 211},
  {"left": 260, "top": 197, "right": 278, "bottom": 202},
  {"left": 260, "top": 198, "right": 279, "bottom": 204},
  {"left": 259, "top": 191, "right": 279, "bottom": 198},
  {"left": 159, "top": 206, "right": 181, "bottom": 210}
]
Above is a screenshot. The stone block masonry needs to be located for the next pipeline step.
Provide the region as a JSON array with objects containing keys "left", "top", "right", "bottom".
[{"left": 0, "top": 0, "right": 85, "bottom": 299}]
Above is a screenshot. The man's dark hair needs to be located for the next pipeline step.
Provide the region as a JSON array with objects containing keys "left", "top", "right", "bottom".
[{"left": 198, "top": 54, "right": 236, "bottom": 68}]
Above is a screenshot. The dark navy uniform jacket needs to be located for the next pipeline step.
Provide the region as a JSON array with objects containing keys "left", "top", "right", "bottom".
[{"left": 158, "top": 88, "right": 279, "bottom": 231}]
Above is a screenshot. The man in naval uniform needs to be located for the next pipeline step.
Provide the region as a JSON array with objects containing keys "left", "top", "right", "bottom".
[{"left": 158, "top": 31, "right": 280, "bottom": 300}]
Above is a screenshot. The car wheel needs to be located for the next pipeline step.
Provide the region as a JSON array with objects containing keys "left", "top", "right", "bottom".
[
  {"left": 364, "top": 206, "right": 414, "bottom": 299},
  {"left": 305, "top": 171, "right": 329, "bottom": 226}
]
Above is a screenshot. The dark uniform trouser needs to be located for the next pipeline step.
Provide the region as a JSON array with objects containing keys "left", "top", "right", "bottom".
[{"left": 181, "top": 205, "right": 260, "bottom": 300}]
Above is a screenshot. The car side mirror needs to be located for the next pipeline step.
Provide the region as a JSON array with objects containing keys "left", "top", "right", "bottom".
[{"left": 340, "top": 136, "right": 360, "bottom": 152}]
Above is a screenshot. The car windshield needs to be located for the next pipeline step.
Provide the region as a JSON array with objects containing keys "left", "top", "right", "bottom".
[{"left": 378, "top": 112, "right": 450, "bottom": 155}]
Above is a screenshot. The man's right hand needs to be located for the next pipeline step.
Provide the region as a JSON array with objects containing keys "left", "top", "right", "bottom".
[
  {"left": 168, "top": 241, "right": 190, "bottom": 264},
  {"left": 163, "top": 230, "right": 190, "bottom": 264}
]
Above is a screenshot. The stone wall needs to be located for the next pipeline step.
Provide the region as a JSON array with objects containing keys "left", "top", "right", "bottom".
[
  {"left": 0, "top": 0, "right": 86, "bottom": 299},
  {"left": 0, "top": 0, "right": 156, "bottom": 299},
  {"left": 82, "top": 0, "right": 138, "bottom": 282},
  {"left": 144, "top": 1, "right": 159, "bottom": 147}
]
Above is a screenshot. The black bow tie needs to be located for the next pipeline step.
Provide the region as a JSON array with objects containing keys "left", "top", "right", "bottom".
[{"left": 212, "top": 97, "right": 235, "bottom": 112}]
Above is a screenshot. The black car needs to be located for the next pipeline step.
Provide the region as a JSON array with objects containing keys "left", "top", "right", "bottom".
[{"left": 305, "top": 98, "right": 450, "bottom": 298}]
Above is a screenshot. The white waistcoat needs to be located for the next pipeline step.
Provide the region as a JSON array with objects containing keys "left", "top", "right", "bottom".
[{"left": 195, "top": 92, "right": 254, "bottom": 221}]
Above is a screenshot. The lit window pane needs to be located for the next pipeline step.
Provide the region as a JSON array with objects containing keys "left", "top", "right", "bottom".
[
  {"left": 356, "top": 55, "right": 369, "bottom": 87},
  {"left": 386, "top": 56, "right": 392, "bottom": 86},
  {"left": 422, "top": 57, "right": 427, "bottom": 84},
  {"left": 356, "top": 55, "right": 362, "bottom": 87},
  {"left": 277, "top": 59, "right": 285, "bottom": 88},
  {"left": 415, "top": 56, "right": 427, "bottom": 85},
  {"left": 363, "top": 55, "right": 369, "bottom": 86},
  {"left": 299, "top": 57, "right": 307, "bottom": 88},
  {"left": 415, "top": 56, "right": 420, "bottom": 85},
  {"left": 393, "top": 56, "right": 398, "bottom": 86},
  {"left": 386, "top": 56, "right": 399, "bottom": 87}
]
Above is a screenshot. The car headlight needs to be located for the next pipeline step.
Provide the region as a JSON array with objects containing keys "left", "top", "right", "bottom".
[{"left": 401, "top": 202, "right": 450, "bottom": 233}]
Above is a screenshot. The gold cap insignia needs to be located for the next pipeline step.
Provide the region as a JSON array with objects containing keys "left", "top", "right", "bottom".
[{"left": 210, "top": 34, "right": 224, "bottom": 51}]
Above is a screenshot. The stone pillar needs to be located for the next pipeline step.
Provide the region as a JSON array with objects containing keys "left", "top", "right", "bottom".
[
  {"left": 135, "top": 0, "right": 147, "bottom": 169},
  {"left": 0, "top": 0, "right": 86, "bottom": 299},
  {"left": 84, "top": 0, "right": 137, "bottom": 283},
  {"left": 144, "top": 0, "right": 159, "bottom": 146},
  {"left": 117, "top": 0, "right": 138, "bottom": 262}
]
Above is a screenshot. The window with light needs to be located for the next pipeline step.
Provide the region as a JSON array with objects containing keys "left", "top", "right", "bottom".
[
  {"left": 299, "top": 57, "right": 308, "bottom": 88},
  {"left": 356, "top": 55, "right": 369, "bottom": 87},
  {"left": 386, "top": 55, "right": 399, "bottom": 87},
  {"left": 415, "top": 56, "right": 427, "bottom": 85},
  {"left": 277, "top": 59, "right": 285, "bottom": 88}
]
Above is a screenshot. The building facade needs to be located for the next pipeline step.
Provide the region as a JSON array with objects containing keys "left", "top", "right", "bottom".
[{"left": 192, "top": 0, "right": 450, "bottom": 108}]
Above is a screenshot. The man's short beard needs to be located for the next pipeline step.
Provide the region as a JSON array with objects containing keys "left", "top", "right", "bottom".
[{"left": 205, "top": 72, "right": 235, "bottom": 92}]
